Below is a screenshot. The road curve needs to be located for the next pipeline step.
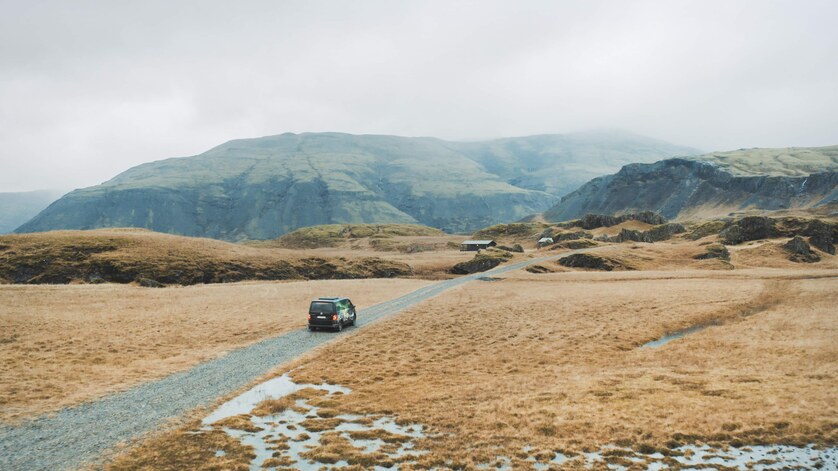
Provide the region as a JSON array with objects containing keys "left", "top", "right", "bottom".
[{"left": 0, "top": 252, "right": 572, "bottom": 470}]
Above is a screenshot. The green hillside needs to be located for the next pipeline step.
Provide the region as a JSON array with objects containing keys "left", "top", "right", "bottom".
[{"left": 17, "top": 132, "right": 697, "bottom": 240}]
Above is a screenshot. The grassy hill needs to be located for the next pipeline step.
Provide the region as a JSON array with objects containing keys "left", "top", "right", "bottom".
[{"left": 0, "top": 229, "right": 412, "bottom": 285}]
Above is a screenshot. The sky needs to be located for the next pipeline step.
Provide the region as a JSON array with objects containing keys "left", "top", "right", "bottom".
[{"left": 1, "top": 0, "right": 837, "bottom": 192}]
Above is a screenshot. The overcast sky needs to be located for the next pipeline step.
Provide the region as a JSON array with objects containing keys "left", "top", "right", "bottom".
[{"left": 1, "top": 0, "right": 837, "bottom": 192}]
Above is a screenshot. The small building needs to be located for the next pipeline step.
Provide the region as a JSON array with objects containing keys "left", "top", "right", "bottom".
[
  {"left": 538, "top": 237, "right": 554, "bottom": 248},
  {"left": 460, "top": 240, "right": 497, "bottom": 251}
]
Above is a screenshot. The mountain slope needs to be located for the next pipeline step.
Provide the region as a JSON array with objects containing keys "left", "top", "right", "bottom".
[
  {"left": 0, "top": 190, "right": 66, "bottom": 234},
  {"left": 545, "top": 146, "right": 838, "bottom": 221},
  {"left": 448, "top": 130, "right": 699, "bottom": 196},
  {"left": 17, "top": 132, "right": 694, "bottom": 240}
]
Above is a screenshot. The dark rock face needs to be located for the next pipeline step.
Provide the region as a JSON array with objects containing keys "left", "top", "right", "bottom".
[
  {"left": 495, "top": 243, "right": 524, "bottom": 253},
  {"left": 450, "top": 254, "right": 505, "bottom": 275},
  {"left": 803, "top": 220, "right": 837, "bottom": 255},
  {"left": 784, "top": 236, "right": 820, "bottom": 263},
  {"left": 578, "top": 212, "right": 666, "bottom": 229},
  {"left": 694, "top": 243, "right": 731, "bottom": 261},
  {"left": 596, "top": 223, "right": 686, "bottom": 244},
  {"left": 545, "top": 158, "right": 838, "bottom": 222},
  {"left": 720, "top": 216, "right": 778, "bottom": 245},
  {"left": 557, "top": 253, "right": 627, "bottom": 271}
]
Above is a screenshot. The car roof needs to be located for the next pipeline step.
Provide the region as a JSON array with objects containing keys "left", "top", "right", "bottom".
[{"left": 314, "top": 297, "right": 349, "bottom": 302}]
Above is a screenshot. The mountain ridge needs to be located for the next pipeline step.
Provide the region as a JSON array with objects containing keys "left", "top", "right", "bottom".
[{"left": 17, "top": 131, "right": 696, "bottom": 240}]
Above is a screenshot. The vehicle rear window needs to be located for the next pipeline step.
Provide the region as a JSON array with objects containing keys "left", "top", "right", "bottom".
[{"left": 310, "top": 302, "right": 335, "bottom": 313}]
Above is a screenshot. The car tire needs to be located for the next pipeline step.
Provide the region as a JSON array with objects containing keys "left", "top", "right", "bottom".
[
  {"left": 308, "top": 326, "right": 315, "bottom": 332},
  {"left": 349, "top": 312, "right": 356, "bottom": 326},
  {"left": 335, "top": 321, "right": 342, "bottom": 332}
]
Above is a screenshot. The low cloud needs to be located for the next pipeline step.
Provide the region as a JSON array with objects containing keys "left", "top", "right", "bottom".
[{"left": 1, "top": 0, "right": 836, "bottom": 191}]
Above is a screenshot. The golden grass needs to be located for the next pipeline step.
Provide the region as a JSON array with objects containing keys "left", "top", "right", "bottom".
[
  {"left": 0, "top": 278, "right": 430, "bottom": 422},
  {"left": 106, "top": 242, "right": 837, "bottom": 469},
  {"left": 14, "top": 235, "right": 838, "bottom": 469},
  {"left": 0, "top": 229, "right": 416, "bottom": 285},
  {"left": 281, "top": 270, "right": 837, "bottom": 468}
]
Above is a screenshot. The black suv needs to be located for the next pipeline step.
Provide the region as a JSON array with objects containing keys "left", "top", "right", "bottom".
[{"left": 308, "top": 297, "right": 356, "bottom": 332}]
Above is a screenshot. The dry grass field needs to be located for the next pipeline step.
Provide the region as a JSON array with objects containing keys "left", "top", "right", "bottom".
[
  {"left": 107, "top": 239, "right": 837, "bottom": 469},
  {"left": 0, "top": 278, "right": 431, "bottom": 423}
]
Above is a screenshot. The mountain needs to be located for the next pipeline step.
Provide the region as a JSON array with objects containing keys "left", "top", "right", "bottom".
[
  {"left": 16, "top": 132, "right": 696, "bottom": 240},
  {"left": 0, "top": 190, "right": 66, "bottom": 234},
  {"left": 544, "top": 146, "right": 838, "bottom": 222},
  {"left": 448, "top": 130, "right": 699, "bottom": 196}
]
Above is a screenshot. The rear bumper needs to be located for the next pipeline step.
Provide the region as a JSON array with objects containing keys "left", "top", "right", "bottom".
[{"left": 309, "top": 320, "right": 339, "bottom": 327}]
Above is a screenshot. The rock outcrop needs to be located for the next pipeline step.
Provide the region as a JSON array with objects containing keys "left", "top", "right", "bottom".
[
  {"left": 450, "top": 254, "right": 508, "bottom": 275},
  {"left": 544, "top": 146, "right": 838, "bottom": 222},
  {"left": 803, "top": 220, "right": 836, "bottom": 255},
  {"left": 603, "top": 223, "right": 686, "bottom": 243},
  {"left": 557, "top": 253, "right": 628, "bottom": 271},
  {"left": 694, "top": 244, "right": 731, "bottom": 261},
  {"left": 720, "top": 217, "right": 778, "bottom": 245},
  {"left": 577, "top": 212, "right": 666, "bottom": 230},
  {"left": 784, "top": 236, "right": 820, "bottom": 263}
]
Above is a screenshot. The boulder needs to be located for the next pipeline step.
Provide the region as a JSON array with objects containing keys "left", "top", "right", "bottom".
[
  {"left": 450, "top": 254, "right": 504, "bottom": 275},
  {"left": 694, "top": 243, "right": 730, "bottom": 261},
  {"left": 783, "top": 236, "right": 820, "bottom": 263},
  {"left": 802, "top": 220, "right": 836, "bottom": 255}
]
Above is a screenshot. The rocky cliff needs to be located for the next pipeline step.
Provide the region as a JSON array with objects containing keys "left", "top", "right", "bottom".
[{"left": 545, "top": 146, "right": 838, "bottom": 222}]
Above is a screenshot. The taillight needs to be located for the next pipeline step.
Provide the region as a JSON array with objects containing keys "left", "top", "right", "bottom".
[
  {"left": 308, "top": 314, "right": 312, "bottom": 320},
  {"left": 331, "top": 314, "right": 338, "bottom": 321}
]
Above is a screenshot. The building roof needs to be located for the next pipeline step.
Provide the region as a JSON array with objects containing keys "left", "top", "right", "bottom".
[{"left": 461, "top": 240, "right": 495, "bottom": 245}]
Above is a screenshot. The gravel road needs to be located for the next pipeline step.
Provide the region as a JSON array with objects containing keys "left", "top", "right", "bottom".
[{"left": 0, "top": 253, "right": 570, "bottom": 470}]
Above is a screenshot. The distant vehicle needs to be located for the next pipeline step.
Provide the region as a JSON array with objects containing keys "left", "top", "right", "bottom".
[{"left": 308, "top": 297, "right": 357, "bottom": 332}]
